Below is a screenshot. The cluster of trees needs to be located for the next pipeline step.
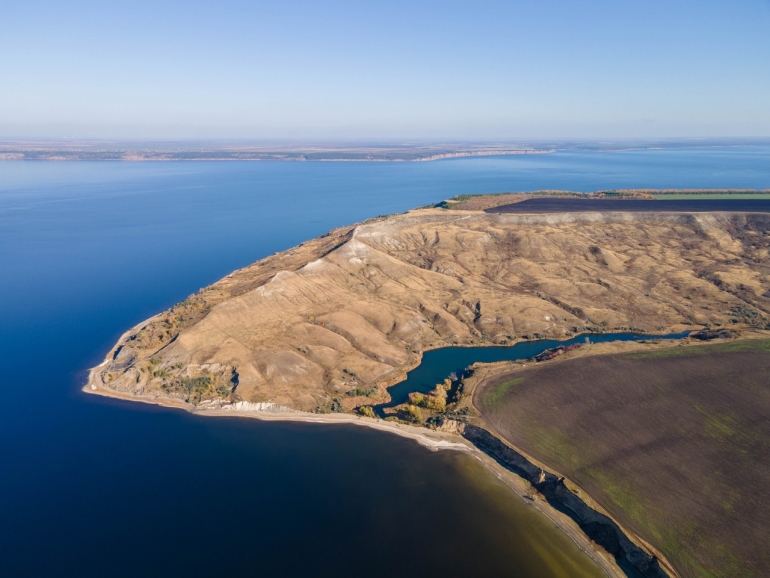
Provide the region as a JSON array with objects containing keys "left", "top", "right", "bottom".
[
  {"left": 355, "top": 376, "right": 468, "bottom": 426},
  {"left": 408, "top": 379, "right": 451, "bottom": 413},
  {"left": 409, "top": 393, "right": 446, "bottom": 412},
  {"left": 346, "top": 387, "right": 378, "bottom": 397},
  {"left": 313, "top": 397, "right": 346, "bottom": 413}
]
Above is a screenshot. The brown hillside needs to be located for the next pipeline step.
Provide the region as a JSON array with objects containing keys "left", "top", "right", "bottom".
[{"left": 88, "top": 208, "right": 770, "bottom": 412}]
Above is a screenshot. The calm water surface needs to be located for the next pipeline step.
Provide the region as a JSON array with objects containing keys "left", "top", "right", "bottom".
[
  {"left": 383, "top": 332, "right": 690, "bottom": 408},
  {"left": 2, "top": 148, "right": 769, "bottom": 577}
]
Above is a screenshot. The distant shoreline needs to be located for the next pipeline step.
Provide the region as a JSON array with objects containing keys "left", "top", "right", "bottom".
[
  {"left": 2, "top": 138, "right": 768, "bottom": 162},
  {"left": 0, "top": 149, "right": 553, "bottom": 162}
]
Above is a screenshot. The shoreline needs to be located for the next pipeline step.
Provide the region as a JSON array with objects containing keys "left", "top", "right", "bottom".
[
  {"left": 0, "top": 149, "right": 553, "bottom": 163},
  {"left": 84, "top": 328, "right": 704, "bottom": 578},
  {"left": 4, "top": 141, "right": 769, "bottom": 163},
  {"left": 83, "top": 380, "right": 626, "bottom": 578},
  {"left": 474, "top": 414, "right": 679, "bottom": 578},
  {"left": 82, "top": 306, "right": 696, "bottom": 578}
]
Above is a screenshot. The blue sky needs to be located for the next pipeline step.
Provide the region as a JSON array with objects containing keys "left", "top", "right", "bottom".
[{"left": 1, "top": 0, "right": 769, "bottom": 140}]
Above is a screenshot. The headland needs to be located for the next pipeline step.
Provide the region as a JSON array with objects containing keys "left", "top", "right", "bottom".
[{"left": 85, "top": 192, "right": 770, "bottom": 578}]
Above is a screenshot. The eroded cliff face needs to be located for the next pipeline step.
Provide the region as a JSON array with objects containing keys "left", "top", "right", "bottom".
[
  {"left": 88, "top": 208, "right": 770, "bottom": 411},
  {"left": 461, "top": 425, "right": 669, "bottom": 578}
]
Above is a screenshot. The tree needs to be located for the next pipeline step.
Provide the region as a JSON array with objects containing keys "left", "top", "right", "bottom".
[
  {"left": 359, "top": 405, "right": 375, "bottom": 418},
  {"left": 404, "top": 404, "right": 423, "bottom": 423}
]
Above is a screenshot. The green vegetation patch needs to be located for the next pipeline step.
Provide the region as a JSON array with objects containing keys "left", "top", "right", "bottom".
[
  {"left": 697, "top": 406, "right": 738, "bottom": 441},
  {"left": 485, "top": 376, "right": 525, "bottom": 409},
  {"left": 345, "top": 386, "right": 378, "bottom": 397},
  {"left": 588, "top": 469, "right": 654, "bottom": 532},
  {"left": 528, "top": 420, "right": 586, "bottom": 470},
  {"left": 180, "top": 376, "right": 212, "bottom": 393}
]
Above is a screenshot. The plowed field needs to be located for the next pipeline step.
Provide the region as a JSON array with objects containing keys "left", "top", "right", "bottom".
[{"left": 476, "top": 339, "right": 770, "bottom": 578}]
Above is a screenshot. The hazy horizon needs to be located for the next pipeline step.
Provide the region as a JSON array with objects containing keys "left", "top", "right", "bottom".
[
  {"left": 2, "top": 0, "right": 769, "bottom": 140},
  {"left": 3, "top": 137, "right": 770, "bottom": 148}
]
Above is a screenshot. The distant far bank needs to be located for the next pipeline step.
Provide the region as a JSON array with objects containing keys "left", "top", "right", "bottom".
[
  {"left": 1, "top": 138, "right": 768, "bottom": 162},
  {"left": 0, "top": 148, "right": 553, "bottom": 162}
]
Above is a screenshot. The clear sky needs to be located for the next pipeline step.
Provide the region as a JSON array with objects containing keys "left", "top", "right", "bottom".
[{"left": 1, "top": 0, "right": 769, "bottom": 140}]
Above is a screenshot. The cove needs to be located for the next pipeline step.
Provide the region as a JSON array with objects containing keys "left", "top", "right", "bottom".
[{"left": 382, "top": 332, "right": 690, "bottom": 408}]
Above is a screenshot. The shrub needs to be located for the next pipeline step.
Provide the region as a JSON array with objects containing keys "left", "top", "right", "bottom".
[
  {"left": 215, "top": 385, "right": 232, "bottom": 397},
  {"left": 423, "top": 396, "right": 446, "bottom": 412},
  {"left": 425, "top": 416, "right": 444, "bottom": 429},
  {"left": 404, "top": 404, "right": 423, "bottom": 424},
  {"left": 180, "top": 376, "right": 212, "bottom": 394},
  {"left": 729, "top": 303, "right": 767, "bottom": 327},
  {"left": 330, "top": 398, "right": 345, "bottom": 412},
  {"left": 346, "top": 387, "right": 378, "bottom": 397},
  {"left": 359, "top": 406, "right": 375, "bottom": 418}
]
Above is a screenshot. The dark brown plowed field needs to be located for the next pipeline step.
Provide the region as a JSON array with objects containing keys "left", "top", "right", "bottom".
[
  {"left": 475, "top": 339, "right": 770, "bottom": 578},
  {"left": 485, "top": 198, "right": 770, "bottom": 213}
]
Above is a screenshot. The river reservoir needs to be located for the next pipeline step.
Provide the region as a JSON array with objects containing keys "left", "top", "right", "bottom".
[{"left": 2, "top": 148, "right": 768, "bottom": 576}]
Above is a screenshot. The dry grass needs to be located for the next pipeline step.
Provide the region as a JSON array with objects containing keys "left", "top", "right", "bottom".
[{"left": 92, "top": 208, "right": 770, "bottom": 414}]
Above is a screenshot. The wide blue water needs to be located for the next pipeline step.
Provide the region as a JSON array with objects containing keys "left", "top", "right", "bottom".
[{"left": 1, "top": 148, "right": 769, "bottom": 577}]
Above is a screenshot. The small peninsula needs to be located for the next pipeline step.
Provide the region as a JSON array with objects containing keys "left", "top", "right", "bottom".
[
  {"left": 87, "top": 192, "right": 770, "bottom": 578},
  {"left": 88, "top": 193, "right": 770, "bottom": 411}
]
